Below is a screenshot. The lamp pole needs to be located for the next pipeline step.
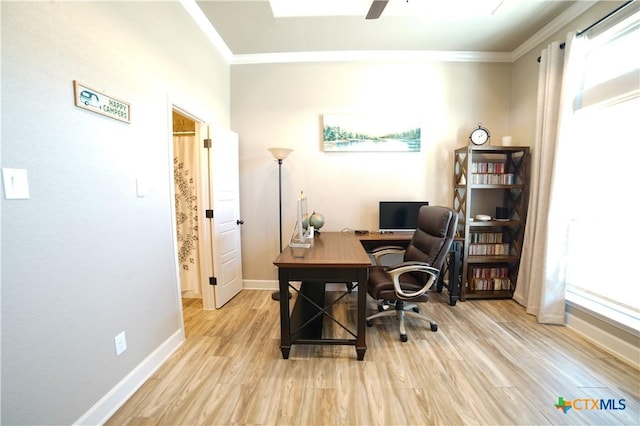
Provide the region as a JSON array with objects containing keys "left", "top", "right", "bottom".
[
  {"left": 276, "top": 157, "right": 284, "bottom": 252},
  {"left": 268, "top": 148, "right": 292, "bottom": 301}
]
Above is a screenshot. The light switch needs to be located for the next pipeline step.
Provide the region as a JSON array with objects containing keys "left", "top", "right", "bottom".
[{"left": 2, "top": 168, "right": 30, "bottom": 199}]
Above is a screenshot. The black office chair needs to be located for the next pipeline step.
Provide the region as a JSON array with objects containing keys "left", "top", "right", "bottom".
[{"left": 366, "top": 205, "right": 458, "bottom": 342}]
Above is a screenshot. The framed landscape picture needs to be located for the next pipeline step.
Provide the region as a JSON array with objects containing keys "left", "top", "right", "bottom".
[{"left": 322, "top": 113, "right": 421, "bottom": 152}]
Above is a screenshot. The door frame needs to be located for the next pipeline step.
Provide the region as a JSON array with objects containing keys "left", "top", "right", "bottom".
[{"left": 168, "top": 99, "right": 218, "bottom": 312}]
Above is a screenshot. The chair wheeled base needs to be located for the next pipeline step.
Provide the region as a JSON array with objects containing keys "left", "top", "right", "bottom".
[{"left": 366, "top": 299, "right": 437, "bottom": 342}]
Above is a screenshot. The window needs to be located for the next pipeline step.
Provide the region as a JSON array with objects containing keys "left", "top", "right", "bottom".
[{"left": 557, "top": 6, "right": 640, "bottom": 332}]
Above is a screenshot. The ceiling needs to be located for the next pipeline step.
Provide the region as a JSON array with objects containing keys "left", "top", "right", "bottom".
[{"left": 194, "top": 0, "right": 596, "bottom": 60}]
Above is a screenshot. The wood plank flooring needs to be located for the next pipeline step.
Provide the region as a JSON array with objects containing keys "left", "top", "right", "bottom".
[{"left": 106, "top": 290, "right": 639, "bottom": 425}]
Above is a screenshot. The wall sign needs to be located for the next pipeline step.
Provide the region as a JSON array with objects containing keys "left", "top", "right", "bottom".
[{"left": 73, "top": 81, "right": 130, "bottom": 123}]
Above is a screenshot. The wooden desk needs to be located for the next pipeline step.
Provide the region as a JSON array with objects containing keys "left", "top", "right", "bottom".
[
  {"left": 273, "top": 231, "right": 461, "bottom": 360},
  {"left": 273, "top": 232, "right": 371, "bottom": 360},
  {"left": 357, "top": 231, "right": 413, "bottom": 251}
]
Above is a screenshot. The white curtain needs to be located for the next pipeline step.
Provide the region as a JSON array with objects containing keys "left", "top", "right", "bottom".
[
  {"left": 513, "top": 33, "right": 584, "bottom": 324},
  {"left": 174, "top": 135, "right": 202, "bottom": 294}
]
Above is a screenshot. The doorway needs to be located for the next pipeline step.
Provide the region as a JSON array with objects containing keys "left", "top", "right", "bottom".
[
  {"left": 171, "top": 108, "right": 244, "bottom": 312},
  {"left": 172, "top": 110, "right": 204, "bottom": 300}
]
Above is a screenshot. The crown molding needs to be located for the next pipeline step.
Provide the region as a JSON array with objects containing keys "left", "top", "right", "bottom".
[
  {"left": 511, "top": 1, "right": 597, "bottom": 61},
  {"left": 180, "top": 0, "right": 233, "bottom": 62},
  {"left": 231, "top": 50, "right": 512, "bottom": 65},
  {"left": 183, "top": 0, "right": 597, "bottom": 65}
]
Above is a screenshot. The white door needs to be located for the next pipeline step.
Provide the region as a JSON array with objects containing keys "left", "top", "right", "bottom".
[{"left": 203, "top": 126, "right": 243, "bottom": 308}]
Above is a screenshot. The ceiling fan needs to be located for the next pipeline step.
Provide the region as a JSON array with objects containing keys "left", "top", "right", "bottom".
[{"left": 366, "top": 0, "right": 389, "bottom": 20}]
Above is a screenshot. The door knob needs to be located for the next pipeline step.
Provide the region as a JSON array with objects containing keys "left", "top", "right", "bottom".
[{"left": 236, "top": 219, "right": 244, "bottom": 225}]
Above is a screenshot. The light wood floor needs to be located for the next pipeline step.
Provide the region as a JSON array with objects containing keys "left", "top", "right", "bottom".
[{"left": 107, "top": 290, "right": 639, "bottom": 425}]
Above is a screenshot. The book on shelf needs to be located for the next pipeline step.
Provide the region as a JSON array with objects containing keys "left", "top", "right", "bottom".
[
  {"left": 471, "top": 162, "right": 514, "bottom": 184},
  {"left": 472, "top": 162, "right": 505, "bottom": 174},
  {"left": 469, "top": 266, "right": 511, "bottom": 291},
  {"left": 471, "top": 173, "right": 514, "bottom": 185},
  {"left": 470, "top": 232, "right": 503, "bottom": 243},
  {"left": 470, "top": 277, "right": 512, "bottom": 291},
  {"left": 468, "top": 243, "right": 510, "bottom": 255},
  {"left": 471, "top": 266, "right": 509, "bottom": 278}
]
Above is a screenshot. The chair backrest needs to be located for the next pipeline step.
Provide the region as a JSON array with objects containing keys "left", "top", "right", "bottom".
[{"left": 404, "top": 205, "right": 458, "bottom": 281}]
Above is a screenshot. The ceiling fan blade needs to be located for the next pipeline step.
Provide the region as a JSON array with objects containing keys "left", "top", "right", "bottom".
[{"left": 366, "top": 0, "right": 389, "bottom": 20}]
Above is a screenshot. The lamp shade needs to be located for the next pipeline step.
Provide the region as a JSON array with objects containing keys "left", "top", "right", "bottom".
[{"left": 268, "top": 147, "right": 293, "bottom": 160}]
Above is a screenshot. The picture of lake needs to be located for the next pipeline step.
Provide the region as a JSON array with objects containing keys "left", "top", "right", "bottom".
[{"left": 322, "top": 113, "right": 421, "bottom": 152}]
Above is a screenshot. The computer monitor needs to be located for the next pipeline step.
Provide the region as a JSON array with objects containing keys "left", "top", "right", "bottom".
[
  {"left": 378, "top": 201, "right": 429, "bottom": 232},
  {"left": 289, "top": 192, "right": 312, "bottom": 248}
]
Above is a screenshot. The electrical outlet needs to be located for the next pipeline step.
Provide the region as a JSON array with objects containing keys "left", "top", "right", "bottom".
[{"left": 114, "top": 331, "right": 127, "bottom": 356}]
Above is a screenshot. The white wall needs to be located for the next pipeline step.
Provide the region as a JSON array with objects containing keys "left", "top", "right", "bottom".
[
  {"left": 232, "top": 61, "right": 512, "bottom": 281},
  {"left": 1, "top": 2, "right": 229, "bottom": 424}
]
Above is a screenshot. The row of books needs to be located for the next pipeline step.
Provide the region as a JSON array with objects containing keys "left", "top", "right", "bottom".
[
  {"left": 471, "top": 173, "right": 515, "bottom": 185},
  {"left": 468, "top": 243, "right": 510, "bottom": 255},
  {"left": 470, "top": 266, "right": 509, "bottom": 278},
  {"left": 469, "top": 232, "right": 503, "bottom": 244},
  {"left": 469, "top": 267, "right": 511, "bottom": 291},
  {"left": 471, "top": 162, "right": 506, "bottom": 174},
  {"left": 470, "top": 277, "right": 512, "bottom": 291}
]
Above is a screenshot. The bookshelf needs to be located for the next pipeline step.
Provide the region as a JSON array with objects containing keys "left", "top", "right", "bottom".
[{"left": 453, "top": 146, "right": 530, "bottom": 300}]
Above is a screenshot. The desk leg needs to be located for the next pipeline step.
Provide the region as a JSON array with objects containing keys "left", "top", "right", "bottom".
[
  {"left": 278, "top": 268, "right": 291, "bottom": 359},
  {"left": 436, "top": 241, "right": 461, "bottom": 306},
  {"left": 356, "top": 268, "right": 367, "bottom": 361},
  {"left": 448, "top": 241, "right": 461, "bottom": 306}
]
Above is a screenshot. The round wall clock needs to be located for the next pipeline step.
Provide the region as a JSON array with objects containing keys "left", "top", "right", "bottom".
[{"left": 469, "top": 124, "right": 490, "bottom": 146}]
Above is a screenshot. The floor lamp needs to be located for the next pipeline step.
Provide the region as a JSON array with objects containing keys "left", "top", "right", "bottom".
[{"left": 268, "top": 147, "right": 292, "bottom": 301}]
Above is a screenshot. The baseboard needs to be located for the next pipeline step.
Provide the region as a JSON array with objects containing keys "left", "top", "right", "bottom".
[
  {"left": 243, "top": 279, "right": 357, "bottom": 292},
  {"left": 243, "top": 279, "right": 278, "bottom": 291},
  {"left": 566, "top": 308, "right": 639, "bottom": 370},
  {"left": 73, "top": 329, "right": 185, "bottom": 425}
]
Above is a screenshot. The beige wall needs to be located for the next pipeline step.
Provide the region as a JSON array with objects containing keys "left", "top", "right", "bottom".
[
  {"left": 233, "top": 2, "right": 625, "bottom": 284},
  {"left": 232, "top": 61, "right": 512, "bottom": 281}
]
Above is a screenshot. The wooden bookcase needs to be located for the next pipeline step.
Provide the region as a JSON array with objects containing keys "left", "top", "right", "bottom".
[{"left": 452, "top": 146, "right": 530, "bottom": 300}]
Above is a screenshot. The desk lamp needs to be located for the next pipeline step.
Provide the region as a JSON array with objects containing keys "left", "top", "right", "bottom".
[{"left": 268, "top": 147, "right": 293, "bottom": 301}]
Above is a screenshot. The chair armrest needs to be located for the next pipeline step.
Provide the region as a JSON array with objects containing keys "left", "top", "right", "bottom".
[
  {"left": 371, "top": 245, "right": 406, "bottom": 266},
  {"left": 386, "top": 261, "right": 440, "bottom": 299}
]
